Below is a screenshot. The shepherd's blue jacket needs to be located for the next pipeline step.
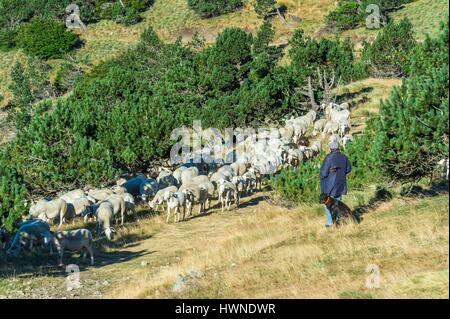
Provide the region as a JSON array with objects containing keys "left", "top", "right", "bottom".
[{"left": 320, "top": 150, "right": 352, "bottom": 197}]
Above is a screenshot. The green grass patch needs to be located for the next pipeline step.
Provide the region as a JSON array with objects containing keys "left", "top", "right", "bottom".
[{"left": 391, "top": 0, "right": 449, "bottom": 40}]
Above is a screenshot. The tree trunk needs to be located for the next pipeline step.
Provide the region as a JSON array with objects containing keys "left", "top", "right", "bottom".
[{"left": 276, "top": 7, "right": 287, "bottom": 24}]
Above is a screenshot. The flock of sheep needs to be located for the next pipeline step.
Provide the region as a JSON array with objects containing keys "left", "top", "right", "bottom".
[{"left": 1, "top": 103, "right": 353, "bottom": 266}]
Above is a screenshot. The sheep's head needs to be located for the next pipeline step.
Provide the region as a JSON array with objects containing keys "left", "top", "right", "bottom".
[
  {"left": 116, "top": 178, "right": 127, "bottom": 187},
  {"left": 148, "top": 200, "right": 156, "bottom": 209},
  {"left": 28, "top": 204, "right": 37, "bottom": 216},
  {"left": 105, "top": 227, "right": 115, "bottom": 241}
]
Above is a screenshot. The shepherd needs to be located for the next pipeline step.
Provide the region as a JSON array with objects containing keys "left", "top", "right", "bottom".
[{"left": 320, "top": 141, "right": 352, "bottom": 228}]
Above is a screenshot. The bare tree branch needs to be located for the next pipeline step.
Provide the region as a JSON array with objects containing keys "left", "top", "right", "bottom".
[
  {"left": 300, "top": 77, "right": 320, "bottom": 111},
  {"left": 276, "top": 7, "right": 287, "bottom": 24}
]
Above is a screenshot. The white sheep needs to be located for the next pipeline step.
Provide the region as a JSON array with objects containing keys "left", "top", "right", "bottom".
[
  {"left": 87, "top": 188, "right": 115, "bottom": 202},
  {"left": 242, "top": 171, "right": 257, "bottom": 194},
  {"left": 310, "top": 140, "right": 322, "bottom": 156},
  {"left": 230, "top": 162, "right": 247, "bottom": 176},
  {"left": 209, "top": 171, "right": 230, "bottom": 194},
  {"left": 149, "top": 186, "right": 178, "bottom": 212},
  {"left": 67, "top": 197, "right": 94, "bottom": 221},
  {"left": 292, "top": 121, "right": 308, "bottom": 138},
  {"left": 330, "top": 108, "right": 351, "bottom": 126},
  {"left": 218, "top": 180, "right": 239, "bottom": 212},
  {"left": 29, "top": 198, "right": 69, "bottom": 228},
  {"left": 105, "top": 194, "right": 126, "bottom": 226},
  {"left": 338, "top": 118, "right": 351, "bottom": 138},
  {"left": 115, "top": 192, "right": 136, "bottom": 217},
  {"left": 59, "top": 189, "right": 86, "bottom": 204},
  {"left": 232, "top": 176, "right": 247, "bottom": 197},
  {"left": 173, "top": 166, "right": 188, "bottom": 185},
  {"left": 248, "top": 167, "right": 263, "bottom": 191},
  {"left": 167, "top": 191, "right": 187, "bottom": 223},
  {"left": 279, "top": 126, "right": 294, "bottom": 141},
  {"left": 313, "top": 119, "right": 327, "bottom": 136},
  {"left": 323, "top": 121, "right": 340, "bottom": 136},
  {"left": 342, "top": 134, "right": 353, "bottom": 149},
  {"left": 287, "top": 149, "right": 304, "bottom": 170},
  {"left": 180, "top": 166, "right": 199, "bottom": 184},
  {"left": 182, "top": 185, "right": 211, "bottom": 217},
  {"left": 52, "top": 229, "right": 94, "bottom": 266},
  {"left": 96, "top": 202, "right": 115, "bottom": 241}
]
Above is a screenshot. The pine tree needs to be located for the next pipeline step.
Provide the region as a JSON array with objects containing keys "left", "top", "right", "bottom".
[
  {"left": 0, "top": 152, "right": 27, "bottom": 231},
  {"left": 197, "top": 27, "right": 253, "bottom": 93},
  {"left": 16, "top": 17, "right": 79, "bottom": 59},
  {"left": 250, "top": 21, "right": 282, "bottom": 79},
  {"left": 188, "top": 0, "right": 243, "bottom": 18},
  {"left": 8, "top": 58, "right": 54, "bottom": 130},
  {"left": 325, "top": 0, "right": 362, "bottom": 31},
  {"left": 254, "top": 0, "right": 276, "bottom": 19},
  {"left": 8, "top": 62, "right": 33, "bottom": 129},
  {"left": 371, "top": 19, "right": 449, "bottom": 182},
  {"left": 363, "top": 18, "right": 416, "bottom": 77}
]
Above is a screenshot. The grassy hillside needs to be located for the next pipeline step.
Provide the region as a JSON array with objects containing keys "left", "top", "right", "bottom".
[
  {"left": 0, "top": 29, "right": 447, "bottom": 298},
  {"left": 335, "top": 77, "right": 402, "bottom": 133},
  {"left": 392, "top": 0, "right": 449, "bottom": 40},
  {"left": 106, "top": 187, "right": 449, "bottom": 299},
  {"left": 1, "top": 0, "right": 448, "bottom": 109},
  {"left": 339, "top": 0, "right": 450, "bottom": 44},
  {"left": 1, "top": 185, "right": 448, "bottom": 299},
  {"left": 0, "top": 51, "right": 27, "bottom": 107},
  {"left": 132, "top": 0, "right": 335, "bottom": 43}
]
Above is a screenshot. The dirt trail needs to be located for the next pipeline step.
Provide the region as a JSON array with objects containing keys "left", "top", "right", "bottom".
[
  {"left": 94, "top": 194, "right": 279, "bottom": 297},
  {"left": 1, "top": 193, "right": 281, "bottom": 298},
  {"left": 2, "top": 189, "right": 448, "bottom": 299}
]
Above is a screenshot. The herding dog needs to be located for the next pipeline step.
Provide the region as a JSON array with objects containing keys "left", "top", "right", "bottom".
[{"left": 320, "top": 194, "right": 362, "bottom": 226}]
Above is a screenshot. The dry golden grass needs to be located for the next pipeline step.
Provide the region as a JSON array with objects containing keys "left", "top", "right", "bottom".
[
  {"left": 0, "top": 1, "right": 447, "bottom": 299},
  {"left": 0, "top": 0, "right": 445, "bottom": 108},
  {"left": 0, "top": 185, "right": 447, "bottom": 298},
  {"left": 135, "top": 0, "right": 335, "bottom": 44},
  {"left": 391, "top": 0, "right": 449, "bottom": 41},
  {"left": 334, "top": 77, "right": 402, "bottom": 133},
  {"left": 92, "top": 188, "right": 449, "bottom": 299},
  {"left": 337, "top": 0, "right": 449, "bottom": 46},
  {"left": 0, "top": 50, "right": 28, "bottom": 108},
  {"left": 0, "top": 0, "right": 336, "bottom": 89}
]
